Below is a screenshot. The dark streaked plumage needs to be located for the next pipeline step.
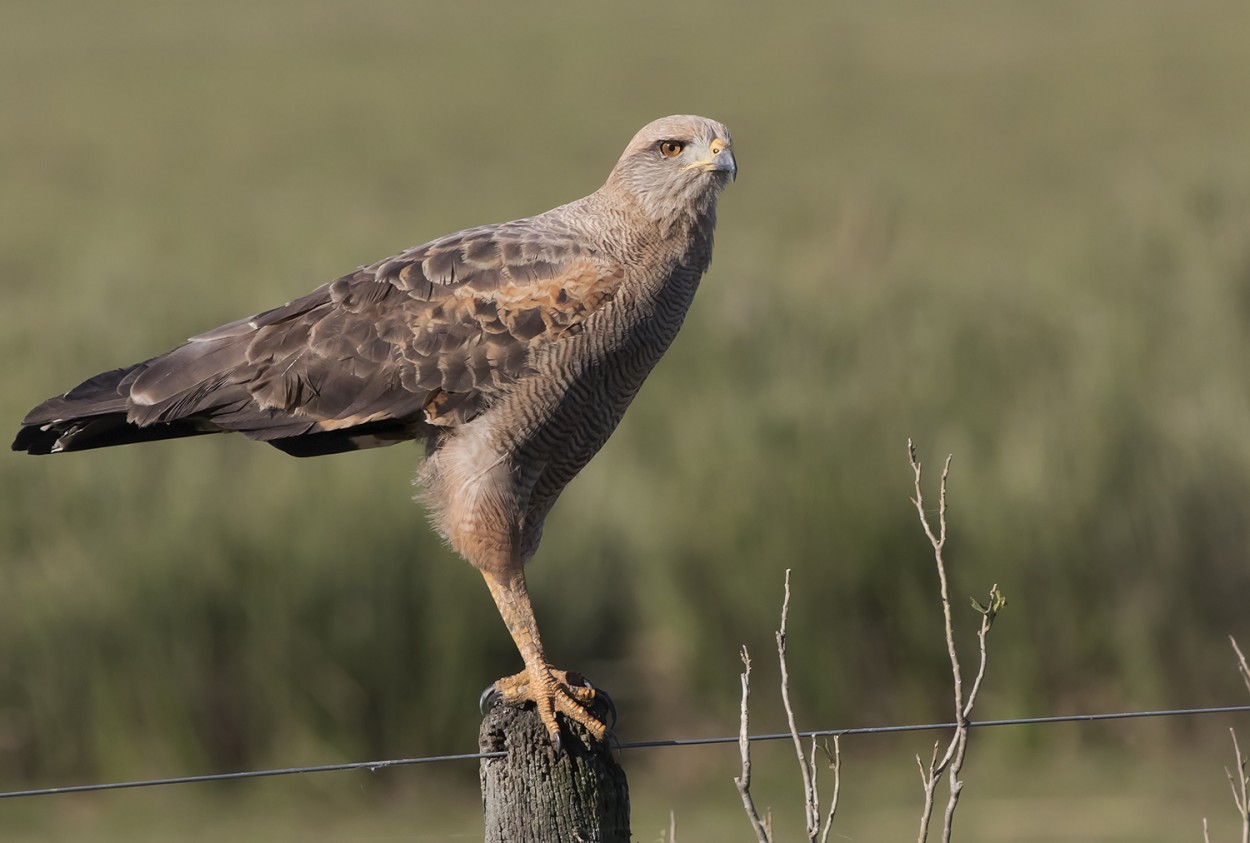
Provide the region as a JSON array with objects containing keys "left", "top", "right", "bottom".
[{"left": 13, "top": 114, "right": 736, "bottom": 746}]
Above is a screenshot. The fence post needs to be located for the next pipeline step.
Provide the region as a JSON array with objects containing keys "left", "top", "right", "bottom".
[{"left": 479, "top": 701, "right": 630, "bottom": 843}]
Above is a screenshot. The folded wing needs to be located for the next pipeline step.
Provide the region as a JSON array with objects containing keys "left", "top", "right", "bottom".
[{"left": 13, "top": 221, "right": 623, "bottom": 457}]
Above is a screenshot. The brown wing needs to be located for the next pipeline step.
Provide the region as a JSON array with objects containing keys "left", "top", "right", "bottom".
[{"left": 13, "top": 220, "right": 624, "bottom": 456}]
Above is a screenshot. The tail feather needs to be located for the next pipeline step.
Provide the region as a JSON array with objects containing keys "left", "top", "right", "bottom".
[
  {"left": 13, "top": 358, "right": 422, "bottom": 458},
  {"left": 13, "top": 282, "right": 431, "bottom": 458},
  {"left": 12, "top": 364, "right": 220, "bottom": 455},
  {"left": 13, "top": 413, "right": 216, "bottom": 454},
  {"left": 25, "top": 366, "right": 136, "bottom": 422}
]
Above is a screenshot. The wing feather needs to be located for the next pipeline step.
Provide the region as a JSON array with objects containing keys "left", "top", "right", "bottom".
[{"left": 14, "top": 221, "right": 624, "bottom": 456}]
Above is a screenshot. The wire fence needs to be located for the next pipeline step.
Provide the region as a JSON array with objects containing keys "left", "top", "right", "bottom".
[{"left": 3, "top": 703, "right": 1248, "bottom": 800}]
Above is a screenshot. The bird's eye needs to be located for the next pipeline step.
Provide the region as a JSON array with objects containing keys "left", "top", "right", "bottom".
[{"left": 659, "top": 141, "right": 685, "bottom": 158}]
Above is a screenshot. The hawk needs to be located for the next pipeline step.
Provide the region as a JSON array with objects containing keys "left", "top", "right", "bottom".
[{"left": 12, "top": 114, "right": 737, "bottom": 747}]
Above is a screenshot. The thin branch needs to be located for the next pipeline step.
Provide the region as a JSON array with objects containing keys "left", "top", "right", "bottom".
[
  {"left": 739, "top": 571, "right": 845, "bottom": 843},
  {"left": 818, "top": 736, "right": 842, "bottom": 843},
  {"left": 735, "top": 646, "right": 771, "bottom": 843},
  {"left": 1221, "top": 637, "right": 1250, "bottom": 843},
  {"left": 910, "top": 441, "right": 956, "bottom": 843},
  {"left": 916, "top": 741, "right": 940, "bottom": 843},
  {"left": 777, "top": 569, "right": 820, "bottom": 840},
  {"left": 963, "top": 586, "right": 1003, "bottom": 718},
  {"left": 908, "top": 441, "right": 1002, "bottom": 843},
  {"left": 1232, "top": 636, "right": 1250, "bottom": 698},
  {"left": 808, "top": 736, "right": 820, "bottom": 830},
  {"left": 1225, "top": 727, "right": 1249, "bottom": 843}
]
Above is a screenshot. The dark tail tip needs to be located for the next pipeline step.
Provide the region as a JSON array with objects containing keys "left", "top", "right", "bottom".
[{"left": 13, "top": 365, "right": 152, "bottom": 455}]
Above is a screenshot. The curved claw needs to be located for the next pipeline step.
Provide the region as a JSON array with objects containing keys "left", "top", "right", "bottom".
[
  {"left": 594, "top": 687, "right": 618, "bottom": 732},
  {"left": 479, "top": 684, "right": 504, "bottom": 714}
]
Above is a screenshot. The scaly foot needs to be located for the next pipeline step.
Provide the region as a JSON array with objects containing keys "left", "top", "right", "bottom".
[
  {"left": 481, "top": 664, "right": 611, "bottom": 750},
  {"left": 478, "top": 568, "right": 615, "bottom": 749}
]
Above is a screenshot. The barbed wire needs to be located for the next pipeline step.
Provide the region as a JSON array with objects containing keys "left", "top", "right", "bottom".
[{"left": 2, "top": 703, "right": 1248, "bottom": 800}]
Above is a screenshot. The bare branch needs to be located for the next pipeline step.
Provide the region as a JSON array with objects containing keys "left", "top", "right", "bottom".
[
  {"left": 908, "top": 441, "right": 1002, "bottom": 843},
  {"left": 965, "top": 586, "right": 1005, "bottom": 718},
  {"left": 735, "top": 646, "right": 771, "bottom": 843},
  {"left": 908, "top": 439, "right": 947, "bottom": 552},
  {"left": 1232, "top": 636, "right": 1250, "bottom": 698},
  {"left": 777, "top": 569, "right": 820, "bottom": 840},
  {"left": 739, "top": 570, "right": 844, "bottom": 842},
  {"left": 808, "top": 736, "right": 820, "bottom": 828},
  {"left": 818, "top": 737, "right": 842, "bottom": 843},
  {"left": 1217, "top": 637, "right": 1250, "bottom": 843},
  {"left": 1224, "top": 727, "right": 1249, "bottom": 843},
  {"left": 916, "top": 741, "right": 940, "bottom": 843}
]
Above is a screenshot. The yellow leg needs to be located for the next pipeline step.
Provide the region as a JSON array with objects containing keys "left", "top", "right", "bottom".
[{"left": 482, "top": 568, "right": 607, "bottom": 746}]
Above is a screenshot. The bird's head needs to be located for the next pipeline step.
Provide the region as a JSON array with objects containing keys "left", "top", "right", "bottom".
[{"left": 603, "top": 115, "right": 736, "bottom": 226}]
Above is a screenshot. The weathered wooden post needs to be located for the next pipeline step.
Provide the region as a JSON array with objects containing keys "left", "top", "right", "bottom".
[{"left": 479, "top": 701, "right": 629, "bottom": 843}]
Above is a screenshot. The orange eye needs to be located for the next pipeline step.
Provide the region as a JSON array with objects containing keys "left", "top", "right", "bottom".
[{"left": 659, "top": 141, "right": 685, "bottom": 158}]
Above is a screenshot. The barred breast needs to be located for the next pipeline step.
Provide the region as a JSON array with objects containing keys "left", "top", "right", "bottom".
[{"left": 420, "top": 224, "right": 715, "bottom": 569}]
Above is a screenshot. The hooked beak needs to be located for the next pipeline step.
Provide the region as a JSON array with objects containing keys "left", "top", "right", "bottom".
[{"left": 683, "top": 137, "right": 737, "bottom": 182}]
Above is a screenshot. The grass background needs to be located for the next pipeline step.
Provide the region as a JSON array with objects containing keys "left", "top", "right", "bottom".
[{"left": 3, "top": 0, "right": 1250, "bottom": 839}]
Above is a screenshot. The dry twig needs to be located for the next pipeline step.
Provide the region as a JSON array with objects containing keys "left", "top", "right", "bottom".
[
  {"left": 778, "top": 569, "right": 820, "bottom": 840},
  {"left": 1207, "top": 637, "right": 1250, "bottom": 842},
  {"left": 908, "top": 440, "right": 1003, "bottom": 843},
  {"left": 818, "top": 736, "right": 842, "bottom": 843},
  {"left": 736, "top": 571, "right": 844, "bottom": 843},
  {"left": 1232, "top": 636, "right": 1250, "bottom": 698},
  {"left": 1224, "top": 727, "right": 1249, "bottom": 843},
  {"left": 1227, "top": 637, "right": 1250, "bottom": 843},
  {"left": 776, "top": 570, "right": 844, "bottom": 843},
  {"left": 735, "top": 647, "right": 771, "bottom": 843}
]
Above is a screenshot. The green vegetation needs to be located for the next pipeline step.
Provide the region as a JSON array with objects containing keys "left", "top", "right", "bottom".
[{"left": 2, "top": 0, "right": 1249, "bottom": 837}]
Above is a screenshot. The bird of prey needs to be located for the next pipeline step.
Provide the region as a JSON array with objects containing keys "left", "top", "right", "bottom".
[{"left": 12, "top": 114, "right": 736, "bottom": 747}]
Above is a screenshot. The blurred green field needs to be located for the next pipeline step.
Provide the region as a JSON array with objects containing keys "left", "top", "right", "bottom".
[{"left": 3, "top": 0, "right": 1250, "bottom": 839}]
